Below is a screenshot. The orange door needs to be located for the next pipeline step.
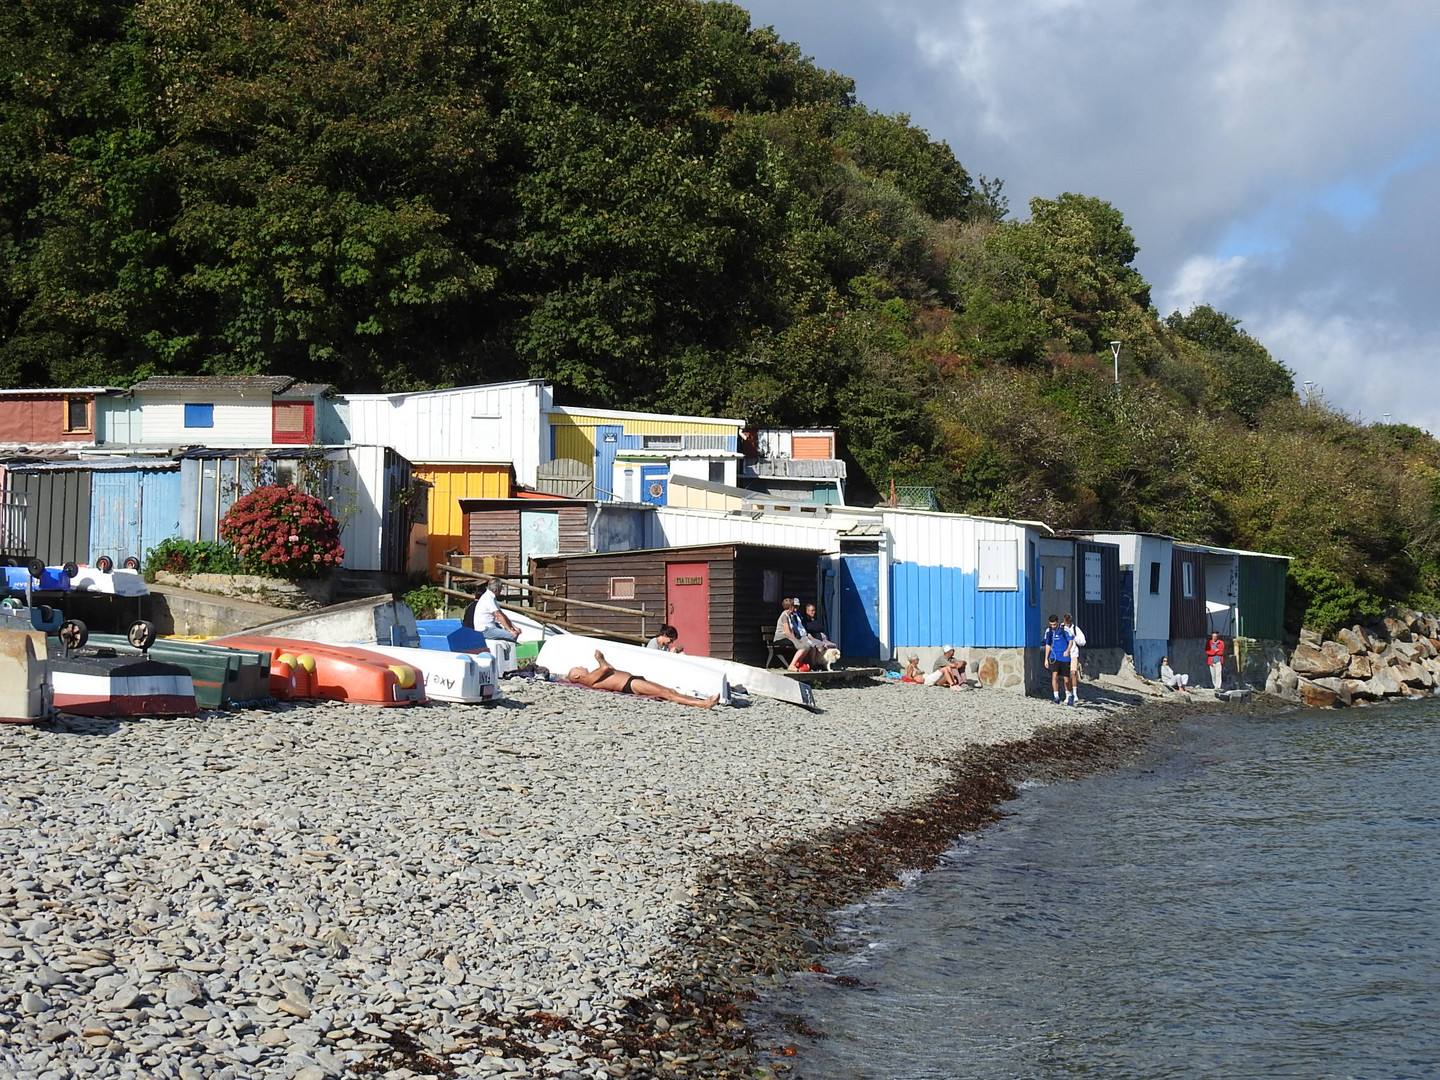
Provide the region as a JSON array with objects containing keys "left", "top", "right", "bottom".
[{"left": 666, "top": 562, "right": 710, "bottom": 656}]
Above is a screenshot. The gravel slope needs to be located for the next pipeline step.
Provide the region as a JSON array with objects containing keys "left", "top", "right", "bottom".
[{"left": 0, "top": 678, "right": 1135, "bottom": 1079}]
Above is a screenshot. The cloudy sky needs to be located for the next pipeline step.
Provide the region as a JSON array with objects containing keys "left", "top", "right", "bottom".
[{"left": 740, "top": 0, "right": 1440, "bottom": 433}]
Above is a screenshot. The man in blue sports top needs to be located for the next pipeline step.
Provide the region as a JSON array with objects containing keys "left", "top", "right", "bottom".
[{"left": 1043, "top": 614, "right": 1075, "bottom": 705}]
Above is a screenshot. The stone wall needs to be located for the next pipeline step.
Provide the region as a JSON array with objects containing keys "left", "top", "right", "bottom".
[
  {"left": 894, "top": 645, "right": 1037, "bottom": 696},
  {"left": 1270, "top": 609, "right": 1440, "bottom": 707},
  {"left": 153, "top": 571, "right": 334, "bottom": 611}
]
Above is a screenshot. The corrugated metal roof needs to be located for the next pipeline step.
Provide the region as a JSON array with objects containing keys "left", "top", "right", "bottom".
[
  {"left": 8, "top": 456, "right": 178, "bottom": 471},
  {"left": 342, "top": 378, "right": 547, "bottom": 401},
  {"left": 550, "top": 405, "right": 746, "bottom": 427},
  {"left": 669, "top": 475, "right": 753, "bottom": 498},
  {"left": 131, "top": 375, "right": 293, "bottom": 393},
  {"left": 614, "top": 449, "right": 743, "bottom": 459},
  {"left": 1173, "top": 541, "right": 1292, "bottom": 561},
  {"left": 0, "top": 386, "right": 126, "bottom": 396}
]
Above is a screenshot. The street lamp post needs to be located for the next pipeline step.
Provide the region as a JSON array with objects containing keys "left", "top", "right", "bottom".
[{"left": 1109, "top": 340, "right": 1122, "bottom": 384}]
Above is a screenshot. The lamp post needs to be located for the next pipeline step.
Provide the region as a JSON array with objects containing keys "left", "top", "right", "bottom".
[
  {"left": 1303, "top": 380, "right": 1315, "bottom": 402},
  {"left": 1109, "top": 340, "right": 1122, "bottom": 384}
]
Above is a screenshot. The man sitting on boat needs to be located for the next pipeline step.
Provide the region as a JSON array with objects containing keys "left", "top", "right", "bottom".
[
  {"left": 565, "top": 650, "right": 720, "bottom": 709},
  {"left": 463, "top": 579, "right": 519, "bottom": 642}
]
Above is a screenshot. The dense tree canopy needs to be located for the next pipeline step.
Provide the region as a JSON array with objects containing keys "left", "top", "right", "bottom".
[{"left": 2, "top": 0, "right": 1437, "bottom": 627}]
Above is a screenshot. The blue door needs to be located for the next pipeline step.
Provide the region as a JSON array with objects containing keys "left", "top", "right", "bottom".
[
  {"left": 640, "top": 466, "right": 668, "bottom": 506},
  {"left": 838, "top": 554, "right": 881, "bottom": 659},
  {"left": 90, "top": 468, "right": 182, "bottom": 566},
  {"left": 593, "top": 425, "right": 624, "bottom": 500}
]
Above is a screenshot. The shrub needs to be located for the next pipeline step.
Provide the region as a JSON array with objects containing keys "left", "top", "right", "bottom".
[
  {"left": 219, "top": 485, "right": 344, "bottom": 579},
  {"left": 403, "top": 584, "right": 444, "bottom": 619},
  {"left": 1287, "top": 561, "right": 1383, "bottom": 637},
  {"left": 142, "top": 538, "right": 243, "bottom": 581}
]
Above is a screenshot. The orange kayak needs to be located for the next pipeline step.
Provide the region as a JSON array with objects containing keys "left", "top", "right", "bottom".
[{"left": 210, "top": 635, "right": 425, "bottom": 706}]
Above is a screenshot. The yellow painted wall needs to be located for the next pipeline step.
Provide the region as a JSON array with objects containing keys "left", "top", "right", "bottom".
[
  {"left": 551, "top": 412, "right": 739, "bottom": 436},
  {"left": 552, "top": 424, "right": 596, "bottom": 465},
  {"left": 414, "top": 464, "right": 512, "bottom": 578}
]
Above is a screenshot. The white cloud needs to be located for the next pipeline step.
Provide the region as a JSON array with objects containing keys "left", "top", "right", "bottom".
[{"left": 1161, "top": 255, "right": 1249, "bottom": 315}]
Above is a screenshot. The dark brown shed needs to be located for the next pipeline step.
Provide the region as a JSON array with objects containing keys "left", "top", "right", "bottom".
[
  {"left": 1169, "top": 544, "right": 1209, "bottom": 639},
  {"left": 461, "top": 496, "right": 592, "bottom": 576},
  {"left": 529, "top": 543, "right": 823, "bottom": 664}
]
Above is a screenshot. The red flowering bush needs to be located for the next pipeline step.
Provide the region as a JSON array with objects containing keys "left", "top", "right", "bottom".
[{"left": 219, "top": 485, "right": 344, "bottom": 579}]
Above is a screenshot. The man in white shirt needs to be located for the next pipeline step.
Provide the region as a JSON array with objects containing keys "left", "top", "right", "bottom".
[
  {"left": 463, "top": 579, "right": 519, "bottom": 641},
  {"left": 1061, "top": 613, "right": 1086, "bottom": 701}
]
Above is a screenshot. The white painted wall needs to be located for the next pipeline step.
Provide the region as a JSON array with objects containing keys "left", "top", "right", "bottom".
[
  {"left": 136, "top": 390, "right": 275, "bottom": 446},
  {"left": 1087, "top": 532, "right": 1173, "bottom": 642},
  {"left": 336, "top": 445, "right": 388, "bottom": 572},
  {"left": 343, "top": 380, "right": 550, "bottom": 485}
]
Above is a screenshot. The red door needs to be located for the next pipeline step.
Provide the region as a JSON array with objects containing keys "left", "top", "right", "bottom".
[{"left": 666, "top": 562, "right": 710, "bottom": 656}]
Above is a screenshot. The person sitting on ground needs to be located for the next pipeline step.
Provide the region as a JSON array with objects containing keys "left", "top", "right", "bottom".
[
  {"left": 565, "top": 650, "right": 719, "bottom": 709},
  {"left": 463, "top": 578, "right": 519, "bottom": 642},
  {"left": 1160, "top": 656, "right": 1191, "bottom": 692},
  {"left": 925, "top": 645, "right": 970, "bottom": 689},
  {"left": 773, "top": 598, "right": 820, "bottom": 671},
  {"left": 901, "top": 655, "right": 925, "bottom": 683},
  {"left": 647, "top": 625, "right": 683, "bottom": 652}
]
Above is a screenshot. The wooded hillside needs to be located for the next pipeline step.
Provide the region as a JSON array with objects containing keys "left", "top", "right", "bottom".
[{"left": 2, "top": 0, "right": 1437, "bottom": 628}]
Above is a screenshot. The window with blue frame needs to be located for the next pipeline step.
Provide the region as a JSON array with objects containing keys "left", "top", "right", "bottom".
[{"left": 184, "top": 403, "right": 214, "bottom": 428}]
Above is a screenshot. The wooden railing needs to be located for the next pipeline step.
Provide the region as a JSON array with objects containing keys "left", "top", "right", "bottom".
[{"left": 437, "top": 563, "right": 652, "bottom": 644}]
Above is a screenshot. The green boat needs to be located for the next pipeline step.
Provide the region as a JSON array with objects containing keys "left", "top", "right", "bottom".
[{"left": 84, "top": 634, "right": 272, "bottom": 709}]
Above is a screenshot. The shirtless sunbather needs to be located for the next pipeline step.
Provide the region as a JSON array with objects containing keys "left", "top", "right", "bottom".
[{"left": 566, "top": 650, "right": 720, "bottom": 709}]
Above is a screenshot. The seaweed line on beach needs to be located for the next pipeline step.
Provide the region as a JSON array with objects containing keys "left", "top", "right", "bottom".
[{"left": 356, "top": 704, "right": 1202, "bottom": 1079}]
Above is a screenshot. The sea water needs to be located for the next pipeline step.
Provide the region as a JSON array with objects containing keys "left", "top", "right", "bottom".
[{"left": 759, "top": 699, "right": 1440, "bottom": 1079}]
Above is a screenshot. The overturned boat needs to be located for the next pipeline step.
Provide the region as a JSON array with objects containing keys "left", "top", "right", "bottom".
[
  {"left": 85, "top": 634, "right": 271, "bottom": 709},
  {"left": 210, "top": 634, "right": 425, "bottom": 706},
  {"left": 48, "top": 648, "right": 196, "bottom": 718},
  {"left": 536, "top": 634, "right": 730, "bottom": 704}
]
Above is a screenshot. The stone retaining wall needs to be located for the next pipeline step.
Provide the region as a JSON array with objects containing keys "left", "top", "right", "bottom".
[{"left": 153, "top": 571, "right": 334, "bottom": 611}]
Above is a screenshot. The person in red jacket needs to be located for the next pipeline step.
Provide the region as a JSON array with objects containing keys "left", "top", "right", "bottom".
[{"left": 1205, "top": 630, "right": 1226, "bottom": 690}]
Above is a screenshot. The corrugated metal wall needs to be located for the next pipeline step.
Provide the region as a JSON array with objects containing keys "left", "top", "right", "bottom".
[
  {"left": 1238, "top": 556, "right": 1288, "bottom": 640},
  {"left": 886, "top": 513, "right": 1039, "bottom": 648},
  {"left": 415, "top": 464, "right": 511, "bottom": 578},
  {"left": 1169, "top": 547, "right": 1209, "bottom": 638},
  {"left": 10, "top": 469, "right": 91, "bottom": 564},
  {"left": 1073, "top": 540, "right": 1121, "bottom": 648},
  {"left": 343, "top": 382, "right": 546, "bottom": 485}
]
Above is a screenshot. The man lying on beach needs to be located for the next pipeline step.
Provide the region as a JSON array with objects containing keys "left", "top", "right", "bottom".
[{"left": 565, "top": 650, "right": 720, "bottom": 709}]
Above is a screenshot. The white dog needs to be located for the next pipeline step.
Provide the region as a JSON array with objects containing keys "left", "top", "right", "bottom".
[{"left": 821, "top": 647, "right": 842, "bottom": 671}]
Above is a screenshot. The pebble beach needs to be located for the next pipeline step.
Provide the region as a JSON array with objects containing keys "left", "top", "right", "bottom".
[{"left": 0, "top": 678, "right": 1157, "bottom": 1079}]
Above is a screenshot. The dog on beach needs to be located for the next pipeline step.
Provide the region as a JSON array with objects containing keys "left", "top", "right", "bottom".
[{"left": 821, "top": 647, "right": 842, "bottom": 671}]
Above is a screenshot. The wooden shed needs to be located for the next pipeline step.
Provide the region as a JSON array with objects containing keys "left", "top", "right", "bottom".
[
  {"left": 528, "top": 542, "right": 823, "bottom": 664},
  {"left": 461, "top": 495, "right": 592, "bottom": 578},
  {"left": 1169, "top": 544, "right": 1209, "bottom": 639}
]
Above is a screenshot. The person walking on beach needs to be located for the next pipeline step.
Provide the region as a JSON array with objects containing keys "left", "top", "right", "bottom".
[
  {"left": 566, "top": 650, "right": 720, "bottom": 708},
  {"left": 1043, "top": 615, "right": 1075, "bottom": 705},
  {"left": 1205, "top": 630, "right": 1226, "bottom": 690},
  {"left": 1062, "top": 613, "right": 1086, "bottom": 701}
]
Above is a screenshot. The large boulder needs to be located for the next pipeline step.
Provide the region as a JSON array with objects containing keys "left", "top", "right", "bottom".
[
  {"left": 1346, "top": 653, "right": 1374, "bottom": 679},
  {"left": 1299, "top": 627, "right": 1323, "bottom": 647},
  {"left": 1298, "top": 678, "right": 1341, "bottom": 708},
  {"left": 1397, "top": 662, "right": 1433, "bottom": 688},
  {"left": 1390, "top": 641, "right": 1419, "bottom": 663},
  {"left": 1311, "top": 677, "right": 1352, "bottom": 707},
  {"left": 1266, "top": 663, "right": 1302, "bottom": 701},
  {"left": 1289, "top": 642, "right": 1350, "bottom": 678},
  {"left": 1336, "top": 627, "right": 1368, "bottom": 655},
  {"left": 1344, "top": 678, "right": 1379, "bottom": 702},
  {"left": 1383, "top": 617, "right": 1412, "bottom": 642},
  {"left": 1415, "top": 637, "right": 1437, "bottom": 660},
  {"left": 1368, "top": 665, "right": 1403, "bottom": 696}
]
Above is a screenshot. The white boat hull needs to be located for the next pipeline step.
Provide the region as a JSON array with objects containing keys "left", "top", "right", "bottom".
[
  {"left": 536, "top": 635, "right": 730, "bottom": 704},
  {"left": 673, "top": 654, "right": 815, "bottom": 708},
  {"left": 70, "top": 568, "right": 148, "bottom": 596},
  {"left": 356, "top": 643, "right": 501, "bottom": 705}
]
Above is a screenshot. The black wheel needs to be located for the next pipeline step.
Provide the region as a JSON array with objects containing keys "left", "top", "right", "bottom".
[
  {"left": 27, "top": 558, "right": 45, "bottom": 580},
  {"left": 122, "top": 555, "right": 140, "bottom": 571},
  {"left": 62, "top": 561, "right": 79, "bottom": 579},
  {"left": 58, "top": 619, "right": 88, "bottom": 649},
  {"left": 127, "top": 619, "right": 158, "bottom": 651},
  {"left": 95, "top": 555, "right": 114, "bottom": 574},
  {"left": 37, "top": 605, "right": 54, "bottom": 622},
  {"left": 0, "top": 556, "right": 13, "bottom": 567}
]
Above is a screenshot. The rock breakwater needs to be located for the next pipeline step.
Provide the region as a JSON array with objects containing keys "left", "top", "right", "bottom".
[{"left": 1271, "top": 609, "right": 1440, "bottom": 707}]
